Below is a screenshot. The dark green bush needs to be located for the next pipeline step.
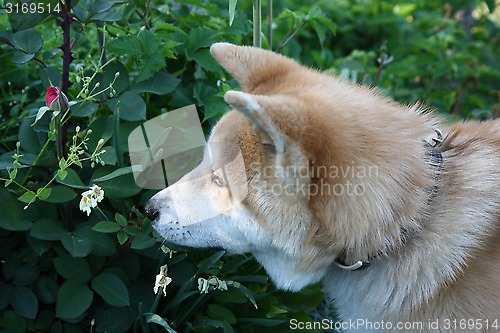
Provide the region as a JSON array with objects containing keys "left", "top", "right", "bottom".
[{"left": 0, "top": 0, "right": 498, "bottom": 332}]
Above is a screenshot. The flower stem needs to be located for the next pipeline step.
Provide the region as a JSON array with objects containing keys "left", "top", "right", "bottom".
[
  {"left": 95, "top": 206, "right": 109, "bottom": 220},
  {"left": 20, "top": 138, "right": 51, "bottom": 186}
]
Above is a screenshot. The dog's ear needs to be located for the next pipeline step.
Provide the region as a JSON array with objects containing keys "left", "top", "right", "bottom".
[
  {"left": 224, "top": 90, "right": 307, "bottom": 155},
  {"left": 210, "top": 43, "right": 300, "bottom": 92}
]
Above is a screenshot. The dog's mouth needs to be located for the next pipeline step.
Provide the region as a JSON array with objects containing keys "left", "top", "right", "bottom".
[
  {"left": 144, "top": 201, "right": 160, "bottom": 223},
  {"left": 156, "top": 237, "right": 226, "bottom": 254}
]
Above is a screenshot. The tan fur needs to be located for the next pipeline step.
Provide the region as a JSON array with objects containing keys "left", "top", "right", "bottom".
[{"left": 149, "top": 43, "right": 500, "bottom": 332}]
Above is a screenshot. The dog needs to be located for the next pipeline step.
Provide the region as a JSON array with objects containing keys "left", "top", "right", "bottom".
[{"left": 146, "top": 43, "right": 500, "bottom": 332}]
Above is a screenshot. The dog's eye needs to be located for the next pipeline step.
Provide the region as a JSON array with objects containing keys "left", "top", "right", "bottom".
[{"left": 211, "top": 173, "right": 225, "bottom": 187}]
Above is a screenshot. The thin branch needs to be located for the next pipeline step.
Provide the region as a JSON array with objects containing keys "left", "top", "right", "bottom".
[
  {"left": 275, "top": 21, "right": 306, "bottom": 53},
  {"left": 373, "top": 41, "right": 388, "bottom": 87},
  {"left": 450, "top": 80, "right": 469, "bottom": 115},
  {"left": 253, "top": 0, "right": 262, "bottom": 47},
  {"left": 267, "top": 0, "right": 272, "bottom": 49},
  {"left": 135, "top": 8, "right": 152, "bottom": 29},
  {"left": 59, "top": 0, "right": 74, "bottom": 228},
  {"left": 97, "top": 21, "right": 107, "bottom": 66}
]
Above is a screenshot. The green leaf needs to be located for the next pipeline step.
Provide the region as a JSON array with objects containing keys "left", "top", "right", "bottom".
[
  {"left": 13, "top": 265, "right": 40, "bottom": 286},
  {"left": 115, "top": 213, "right": 128, "bottom": 227},
  {"left": 92, "top": 61, "right": 130, "bottom": 99},
  {"left": 53, "top": 255, "right": 92, "bottom": 283},
  {"left": 144, "top": 313, "right": 177, "bottom": 332},
  {"left": 56, "top": 280, "right": 93, "bottom": 320},
  {"left": 195, "top": 319, "right": 224, "bottom": 329},
  {"left": 56, "top": 169, "right": 68, "bottom": 181},
  {"left": 130, "top": 232, "right": 156, "bottom": 250},
  {"left": 72, "top": 101, "right": 99, "bottom": 118},
  {"left": 186, "top": 28, "right": 220, "bottom": 55},
  {"left": 190, "top": 49, "right": 221, "bottom": 72},
  {"left": 106, "top": 36, "right": 142, "bottom": 56},
  {"left": 3, "top": 311, "right": 26, "bottom": 333},
  {"left": 107, "top": 92, "right": 146, "bottom": 122},
  {"left": 13, "top": 29, "right": 43, "bottom": 54},
  {"left": 0, "top": 31, "right": 14, "bottom": 46},
  {"left": 32, "top": 310, "right": 53, "bottom": 331},
  {"left": 12, "top": 51, "right": 34, "bottom": 64},
  {"left": 58, "top": 157, "right": 67, "bottom": 170},
  {"left": 0, "top": 218, "right": 32, "bottom": 231},
  {"left": 61, "top": 233, "right": 92, "bottom": 257},
  {"left": 116, "top": 230, "right": 129, "bottom": 245},
  {"left": 92, "top": 221, "right": 121, "bottom": 233},
  {"left": 36, "top": 187, "right": 51, "bottom": 201},
  {"left": 123, "top": 225, "right": 140, "bottom": 235},
  {"left": 92, "top": 166, "right": 134, "bottom": 182},
  {"left": 11, "top": 286, "right": 38, "bottom": 319},
  {"left": 34, "top": 276, "right": 58, "bottom": 304},
  {"left": 223, "top": 321, "right": 236, "bottom": 333},
  {"left": 213, "top": 286, "right": 247, "bottom": 304},
  {"left": 197, "top": 251, "right": 225, "bottom": 274},
  {"left": 106, "top": 31, "right": 165, "bottom": 82},
  {"left": 31, "top": 219, "right": 66, "bottom": 241},
  {"left": 230, "top": 281, "right": 258, "bottom": 309},
  {"left": 137, "top": 30, "right": 165, "bottom": 81},
  {"left": 60, "top": 233, "right": 93, "bottom": 257},
  {"left": 112, "top": 102, "right": 124, "bottom": 167},
  {"left": 94, "top": 307, "right": 135, "bottom": 333},
  {"left": 129, "top": 72, "right": 180, "bottom": 95},
  {"left": 91, "top": 9, "right": 122, "bottom": 22},
  {"left": 32, "top": 106, "right": 51, "bottom": 126},
  {"left": 74, "top": 222, "right": 117, "bottom": 256},
  {"left": 314, "top": 16, "right": 337, "bottom": 35},
  {"left": 19, "top": 116, "right": 42, "bottom": 153},
  {"left": 0, "top": 284, "right": 13, "bottom": 309},
  {"left": 27, "top": 237, "right": 51, "bottom": 256},
  {"left": 56, "top": 168, "right": 87, "bottom": 189},
  {"left": 229, "top": 0, "right": 238, "bottom": 26},
  {"left": 91, "top": 273, "right": 130, "bottom": 307},
  {"left": 18, "top": 190, "right": 36, "bottom": 204},
  {"left": 207, "top": 304, "right": 236, "bottom": 324},
  {"left": 95, "top": 173, "right": 142, "bottom": 199},
  {"left": 138, "top": 53, "right": 165, "bottom": 82},
  {"left": 87, "top": 116, "right": 114, "bottom": 153},
  {"left": 42, "top": 186, "right": 77, "bottom": 203}
]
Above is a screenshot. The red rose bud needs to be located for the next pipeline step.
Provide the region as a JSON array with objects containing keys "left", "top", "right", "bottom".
[{"left": 45, "top": 86, "right": 69, "bottom": 111}]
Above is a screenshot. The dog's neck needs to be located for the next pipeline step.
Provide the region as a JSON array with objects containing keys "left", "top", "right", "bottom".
[{"left": 334, "top": 132, "right": 444, "bottom": 271}]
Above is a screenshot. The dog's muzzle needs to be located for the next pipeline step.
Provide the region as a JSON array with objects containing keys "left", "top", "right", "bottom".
[{"left": 144, "top": 199, "right": 160, "bottom": 222}]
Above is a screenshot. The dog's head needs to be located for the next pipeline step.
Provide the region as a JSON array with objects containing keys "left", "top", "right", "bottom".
[{"left": 146, "top": 43, "right": 433, "bottom": 291}]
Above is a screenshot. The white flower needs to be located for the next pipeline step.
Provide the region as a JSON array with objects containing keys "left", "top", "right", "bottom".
[
  {"left": 79, "top": 185, "right": 105, "bottom": 216},
  {"left": 79, "top": 195, "right": 92, "bottom": 216},
  {"left": 89, "top": 185, "right": 104, "bottom": 203},
  {"left": 198, "top": 278, "right": 210, "bottom": 294},
  {"left": 198, "top": 276, "right": 228, "bottom": 294},
  {"left": 217, "top": 279, "right": 228, "bottom": 291},
  {"left": 153, "top": 265, "right": 172, "bottom": 297}
]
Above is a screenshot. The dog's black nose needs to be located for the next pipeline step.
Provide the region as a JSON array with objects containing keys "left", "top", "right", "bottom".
[{"left": 144, "top": 201, "right": 160, "bottom": 221}]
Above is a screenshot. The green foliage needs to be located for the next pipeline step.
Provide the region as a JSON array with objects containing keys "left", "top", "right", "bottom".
[
  {"left": 279, "top": 0, "right": 500, "bottom": 119},
  {"left": 0, "top": 0, "right": 330, "bottom": 332},
  {"left": 0, "top": 0, "right": 498, "bottom": 332}
]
